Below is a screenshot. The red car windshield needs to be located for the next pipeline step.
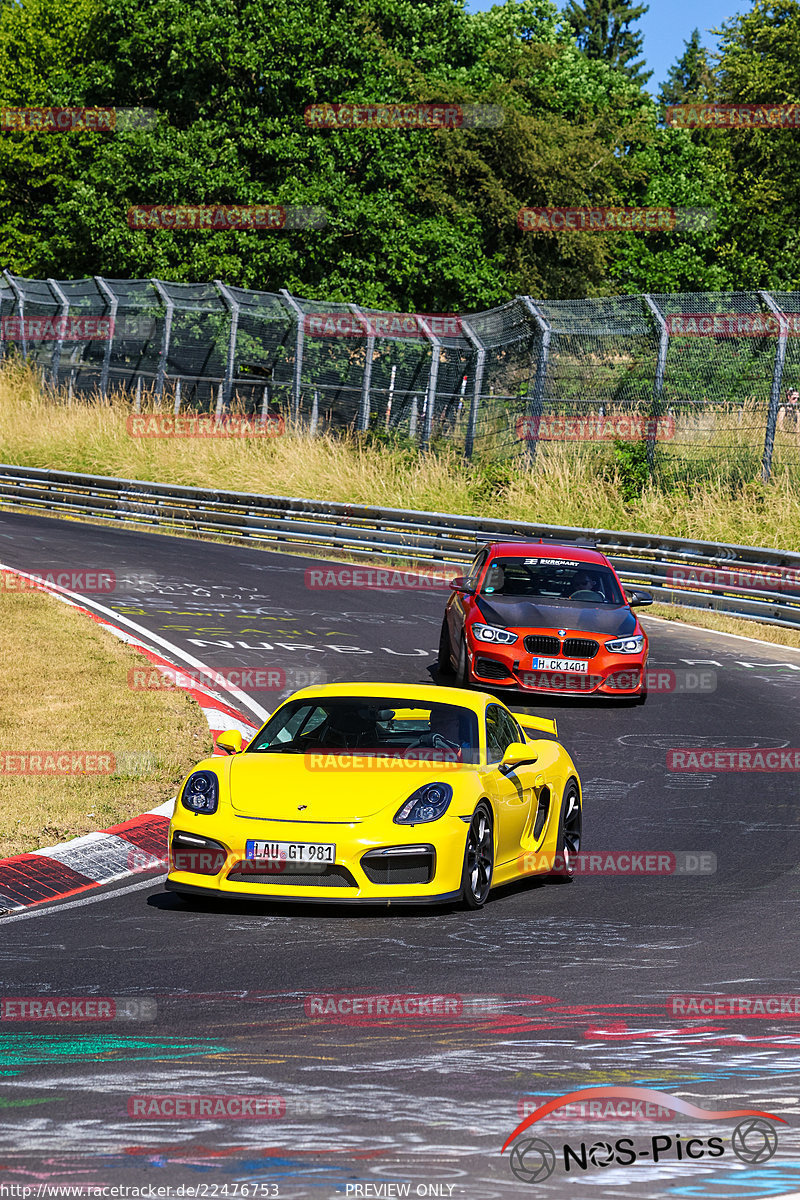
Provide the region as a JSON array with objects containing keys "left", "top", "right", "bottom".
[{"left": 480, "top": 557, "right": 624, "bottom": 605}]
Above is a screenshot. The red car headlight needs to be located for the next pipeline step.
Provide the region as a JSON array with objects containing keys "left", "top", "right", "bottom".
[
  {"left": 471, "top": 623, "right": 518, "bottom": 645},
  {"left": 604, "top": 634, "right": 645, "bottom": 654}
]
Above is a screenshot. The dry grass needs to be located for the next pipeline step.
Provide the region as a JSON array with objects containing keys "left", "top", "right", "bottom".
[
  {"left": 1, "top": 361, "right": 799, "bottom": 550},
  {"left": 645, "top": 603, "right": 800, "bottom": 651},
  {"left": 0, "top": 571, "right": 211, "bottom": 856}
]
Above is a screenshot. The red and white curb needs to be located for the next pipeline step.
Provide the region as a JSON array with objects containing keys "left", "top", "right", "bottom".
[{"left": 0, "top": 565, "right": 261, "bottom": 914}]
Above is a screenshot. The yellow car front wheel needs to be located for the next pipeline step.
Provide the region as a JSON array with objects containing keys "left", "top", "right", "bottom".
[{"left": 460, "top": 803, "right": 494, "bottom": 909}]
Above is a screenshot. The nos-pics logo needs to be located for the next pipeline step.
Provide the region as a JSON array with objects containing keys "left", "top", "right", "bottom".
[{"left": 502, "top": 1087, "right": 784, "bottom": 1182}]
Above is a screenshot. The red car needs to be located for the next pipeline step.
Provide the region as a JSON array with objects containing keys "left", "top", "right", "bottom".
[{"left": 438, "top": 542, "right": 652, "bottom": 702}]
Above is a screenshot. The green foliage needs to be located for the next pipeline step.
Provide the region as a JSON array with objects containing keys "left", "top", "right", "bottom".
[
  {"left": 0, "top": 0, "right": 661, "bottom": 301},
  {"left": 610, "top": 436, "right": 649, "bottom": 500},
  {"left": 469, "top": 457, "right": 518, "bottom": 504},
  {"left": 0, "top": 0, "right": 799, "bottom": 299},
  {"left": 562, "top": 0, "right": 651, "bottom": 86},
  {"left": 657, "top": 29, "right": 716, "bottom": 106},
  {"left": 709, "top": 0, "right": 800, "bottom": 289}
]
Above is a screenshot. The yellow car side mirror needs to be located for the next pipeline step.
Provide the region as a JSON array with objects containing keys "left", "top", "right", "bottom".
[
  {"left": 216, "top": 729, "right": 244, "bottom": 755},
  {"left": 500, "top": 741, "right": 539, "bottom": 769}
]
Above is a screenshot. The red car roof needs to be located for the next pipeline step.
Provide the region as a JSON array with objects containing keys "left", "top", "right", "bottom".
[{"left": 487, "top": 541, "right": 610, "bottom": 566}]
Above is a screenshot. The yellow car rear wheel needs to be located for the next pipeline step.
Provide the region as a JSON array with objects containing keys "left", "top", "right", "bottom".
[{"left": 549, "top": 781, "right": 582, "bottom": 882}]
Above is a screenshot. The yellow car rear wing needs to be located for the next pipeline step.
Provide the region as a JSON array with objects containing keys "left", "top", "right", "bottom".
[{"left": 516, "top": 713, "right": 558, "bottom": 739}]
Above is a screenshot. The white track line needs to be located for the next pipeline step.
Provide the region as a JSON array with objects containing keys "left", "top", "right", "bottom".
[
  {"left": 0, "top": 874, "right": 166, "bottom": 924},
  {"left": 640, "top": 613, "right": 800, "bottom": 654},
  {"left": 0, "top": 559, "right": 269, "bottom": 723}
]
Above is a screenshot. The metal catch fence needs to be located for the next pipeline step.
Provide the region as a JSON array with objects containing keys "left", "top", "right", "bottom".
[{"left": 1, "top": 272, "right": 799, "bottom": 482}]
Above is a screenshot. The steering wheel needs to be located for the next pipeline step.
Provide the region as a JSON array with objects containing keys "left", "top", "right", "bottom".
[
  {"left": 431, "top": 732, "right": 460, "bottom": 753},
  {"left": 407, "top": 732, "right": 460, "bottom": 752}
]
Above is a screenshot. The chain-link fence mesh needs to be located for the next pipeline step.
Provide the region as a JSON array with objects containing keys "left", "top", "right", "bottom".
[{"left": 1, "top": 271, "right": 799, "bottom": 480}]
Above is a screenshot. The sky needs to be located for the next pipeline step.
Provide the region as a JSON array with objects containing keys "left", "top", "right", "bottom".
[{"left": 464, "top": 0, "right": 745, "bottom": 92}]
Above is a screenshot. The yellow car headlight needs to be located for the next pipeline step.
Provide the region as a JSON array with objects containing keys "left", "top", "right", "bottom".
[
  {"left": 394, "top": 782, "right": 453, "bottom": 825},
  {"left": 181, "top": 770, "right": 219, "bottom": 814}
]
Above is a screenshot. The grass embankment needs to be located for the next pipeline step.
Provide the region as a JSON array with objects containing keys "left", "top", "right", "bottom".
[
  {"left": 0, "top": 362, "right": 798, "bottom": 654},
  {"left": 2, "top": 362, "right": 799, "bottom": 548},
  {"left": 646, "top": 603, "right": 800, "bottom": 651},
  {"left": 0, "top": 571, "right": 211, "bottom": 856}
]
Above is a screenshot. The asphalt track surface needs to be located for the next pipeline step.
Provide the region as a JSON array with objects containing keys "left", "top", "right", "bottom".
[{"left": 0, "top": 510, "right": 798, "bottom": 1200}]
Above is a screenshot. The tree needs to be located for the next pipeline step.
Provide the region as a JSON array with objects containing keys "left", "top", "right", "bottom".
[
  {"left": 563, "top": 0, "right": 652, "bottom": 87},
  {"left": 0, "top": 0, "right": 659, "bottom": 304},
  {"left": 658, "top": 29, "right": 716, "bottom": 105},
  {"left": 700, "top": 0, "right": 800, "bottom": 289}
]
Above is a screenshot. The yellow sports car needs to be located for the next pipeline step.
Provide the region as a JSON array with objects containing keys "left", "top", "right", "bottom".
[{"left": 165, "top": 682, "right": 582, "bottom": 909}]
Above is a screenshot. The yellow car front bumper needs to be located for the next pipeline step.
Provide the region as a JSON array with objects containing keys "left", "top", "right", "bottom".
[{"left": 165, "top": 813, "right": 472, "bottom": 905}]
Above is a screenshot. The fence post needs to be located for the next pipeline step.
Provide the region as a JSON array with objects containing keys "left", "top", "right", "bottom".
[
  {"left": 519, "top": 296, "right": 550, "bottom": 462},
  {"left": 95, "top": 276, "right": 118, "bottom": 401},
  {"left": 2, "top": 270, "right": 26, "bottom": 361},
  {"left": 215, "top": 280, "right": 239, "bottom": 412},
  {"left": 460, "top": 318, "right": 486, "bottom": 460},
  {"left": 47, "top": 278, "right": 69, "bottom": 389},
  {"left": 279, "top": 289, "right": 304, "bottom": 422},
  {"left": 150, "top": 279, "right": 173, "bottom": 404},
  {"left": 760, "top": 291, "right": 788, "bottom": 483},
  {"left": 409, "top": 396, "right": 418, "bottom": 439},
  {"left": 643, "top": 294, "right": 668, "bottom": 474},
  {"left": 349, "top": 304, "right": 374, "bottom": 432},
  {"left": 386, "top": 363, "right": 396, "bottom": 428},
  {"left": 416, "top": 316, "right": 441, "bottom": 449}
]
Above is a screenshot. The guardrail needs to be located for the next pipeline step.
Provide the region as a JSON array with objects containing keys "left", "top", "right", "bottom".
[{"left": 1, "top": 462, "right": 799, "bottom": 631}]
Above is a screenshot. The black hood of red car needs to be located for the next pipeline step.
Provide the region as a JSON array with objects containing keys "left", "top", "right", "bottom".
[{"left": 475, "top": 595, "right": 637, "bottom": 636}]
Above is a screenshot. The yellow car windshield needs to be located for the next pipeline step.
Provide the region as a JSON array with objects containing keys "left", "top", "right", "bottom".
[{"left": 246, "top": 697, "right": 480, "bottom": 764}]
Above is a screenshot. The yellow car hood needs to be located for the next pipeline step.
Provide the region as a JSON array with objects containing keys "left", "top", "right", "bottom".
[{"left": 228, "top": 752, "right": 467, "bottom": 821}]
